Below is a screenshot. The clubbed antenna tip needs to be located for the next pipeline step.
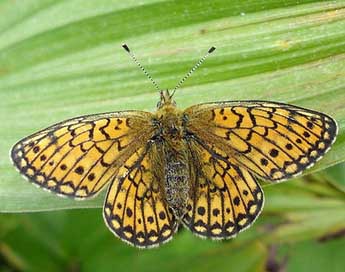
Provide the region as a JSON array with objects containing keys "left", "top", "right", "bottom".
[
  {"left": 122, "top": 44, "right": 130, "bottom": 53},
  {"left": 208, "top": 46, "right": 216, "bottom": 53}
]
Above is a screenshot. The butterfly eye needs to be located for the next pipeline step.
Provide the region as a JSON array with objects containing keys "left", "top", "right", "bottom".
[
  {"left": 152, "top": 118, "right": 161, "bottom": 127},
  {"left": 182, "top": 114, "right": 189, "bottom": 125}
]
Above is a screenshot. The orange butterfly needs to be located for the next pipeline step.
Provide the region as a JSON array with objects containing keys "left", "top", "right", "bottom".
[{"left": 11, "top": 45, "right": 338, "bottom": 248}]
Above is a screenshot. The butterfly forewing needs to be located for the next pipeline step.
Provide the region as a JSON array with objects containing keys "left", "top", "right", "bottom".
[
  {"left": 103, "top": 143, "right": 178, "bottom": 248},
  {"left": 183, "top": 137, "right": 264, "bottom": 238},
  {"left": 11, "top": 111, "right": 154, "bottom": 198},
  {"left": 184, "top": 101, "right": 338, "bottom": 182}
]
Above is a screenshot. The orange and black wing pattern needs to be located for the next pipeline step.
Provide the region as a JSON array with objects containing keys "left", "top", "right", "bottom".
[
  {"left": 11, "top": 111, "right": 154, "bottom": 198},
  {"left": 103, "top": 143, "right": 178, "bottom": 248},
  {"left": 184, "top": 101, "right": 337, "bottom": 182},
  {"left": 183, "top": 137, "right": 263, "bottom": 239}
]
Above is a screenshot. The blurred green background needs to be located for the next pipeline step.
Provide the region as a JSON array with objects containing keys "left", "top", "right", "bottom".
[{"left": 0, "top": 0, "right": 345, "bottom": 271}]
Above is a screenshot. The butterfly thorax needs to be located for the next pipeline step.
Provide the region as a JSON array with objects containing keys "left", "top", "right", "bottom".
[{"left": 153, "top": 99, "right": 190, "bottom": 219}]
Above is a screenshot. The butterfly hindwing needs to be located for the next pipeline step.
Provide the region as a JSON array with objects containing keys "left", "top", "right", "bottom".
[
  {"left": 11, "top": 111, "right": 154, "bottom": 198},
  {"left": 184, "top": 101, "right": 338, "bottom": 182},
  {"left": 183, "top": 137, "right": 264, "bottom": 238},
  {"left": 103, "top": 143, "right": 178, "bottom": 248}
]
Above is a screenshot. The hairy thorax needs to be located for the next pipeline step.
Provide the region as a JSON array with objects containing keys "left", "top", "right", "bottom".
[{"left": 153, "top": 104, "right": 190, "bottom": 219}]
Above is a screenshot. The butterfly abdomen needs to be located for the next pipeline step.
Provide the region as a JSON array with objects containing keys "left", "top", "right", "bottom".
[{"left": 164, "top": 149, "right": 190, "bottom": 219}]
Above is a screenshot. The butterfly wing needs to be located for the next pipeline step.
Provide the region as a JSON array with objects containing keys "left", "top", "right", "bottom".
[
  {"left": 11, "top": 111, "right": 154, "bottom": 198},
  {"left": 183, "top": 137, "right": 264, "bottom": 239},
  {"left": 184, "top": 101, "right": 338, "bottom": 182},
  {"left": 103, "top": 143, "right": 178, "bottom": 248}
]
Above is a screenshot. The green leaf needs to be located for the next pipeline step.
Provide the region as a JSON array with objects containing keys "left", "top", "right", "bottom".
[
  {"left": 0, "top": 210, "right": 268, "bottom": 272},
  {"left": 1, "top": 0, "right": 345, "bottom": 212},
  {"left": 280, "top": 239, "right": 345, "bottom": 272}
]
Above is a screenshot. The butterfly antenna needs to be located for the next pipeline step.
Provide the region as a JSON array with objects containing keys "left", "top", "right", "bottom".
[
  {"left": 170, "top": 46, "right": 216, "bottom": 98},
  {"left": 122, "top": 44, "right": 161, "bottom": 92}
]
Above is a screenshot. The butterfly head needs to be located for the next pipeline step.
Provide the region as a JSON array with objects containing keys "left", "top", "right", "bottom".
[{"left": 157, "top": 90, "right": 176, "bottom": 109}]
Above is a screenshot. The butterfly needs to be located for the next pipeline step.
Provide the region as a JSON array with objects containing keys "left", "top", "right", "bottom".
[{"left": 11, "top": 45, "right": 338, "bottom": 248}]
